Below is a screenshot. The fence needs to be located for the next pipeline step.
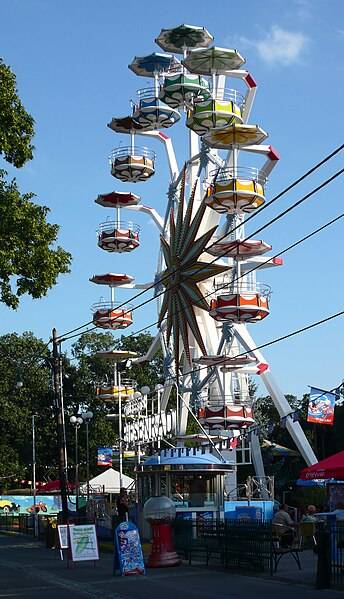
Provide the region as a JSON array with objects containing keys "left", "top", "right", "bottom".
[
  {"left": 0, "top": 513, "right": 54, "bottom": 539},
  {"left": 315, "top": 521, "right": 344, "bottom": 590},
  {"left": 173, "top": 519, "right": 273, "bottom": 574},
  {"left": 0, "top": 512, "right": 106, "bottom": 548}
]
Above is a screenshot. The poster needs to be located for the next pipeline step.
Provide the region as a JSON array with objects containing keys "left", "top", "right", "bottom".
[
  {"left": 57, "top": 524, "right": 69, "bottom": 549},
  {"left": 114, "top": 521, "right": 145, "bottom": 576},
  {"left": 70, "top": 524, "right": 99, "bottom": 562},
  {"left": 97, "top": 447, "right": 113, "bottom": 467},
  {"left": 307, "top": 387, "right": 336, "bottom": 425},
  {"left": 235, "top": 506, "right": 263, "bottom": 522},
  {"left": 328, "top": 484, "right": 344, "bottom": 510},
  {"left": 175, "top": 511, "right": 193, "bottom": 520}
]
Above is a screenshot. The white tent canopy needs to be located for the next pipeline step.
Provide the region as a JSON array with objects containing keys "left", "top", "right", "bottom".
[{"left": 80, "top": 467, "right": 134, "bottom": 495}]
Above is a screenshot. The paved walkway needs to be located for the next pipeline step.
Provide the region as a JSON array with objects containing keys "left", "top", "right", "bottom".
[{"left": 0, "top": 533, "right": 338, "bottom": 598}]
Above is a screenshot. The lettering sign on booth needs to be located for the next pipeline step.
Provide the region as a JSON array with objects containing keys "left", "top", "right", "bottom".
[
  {"left": 123, "top": 410, "right": 176, "bottom": 446},
  {"left": 114, "top": 521, "right": 145, "bottom": 576}
]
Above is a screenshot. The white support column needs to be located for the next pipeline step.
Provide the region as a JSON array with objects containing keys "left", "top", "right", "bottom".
[
  {"left": 250, "top": 432, "right": 267, "bottom": 484},
  {"left": 188, "top": 129, "right": 200, "bottom": 200},
  {"left": 179, "top": 351, "right": 192, "bottom": 435},
  {"left": 234, "top": 323, "right": 317, "bottom": 466},
  {"left": 139, "top": 130, "right": 179, "bottom": 181},
  {"left": 126, "top": 204, "right": 164, "bottom": 232}
]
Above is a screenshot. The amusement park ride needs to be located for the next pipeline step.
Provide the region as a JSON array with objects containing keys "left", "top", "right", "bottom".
[{"left": 91, "top": 24, "right": 317, "bottom": 491}]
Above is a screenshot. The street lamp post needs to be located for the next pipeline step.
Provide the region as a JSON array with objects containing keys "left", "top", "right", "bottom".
[
  {"left": 70, "top": 415, "right": 83, "bottom": 513},
  {"left": 81, "top": 411, "right": 93, "bottom": 502}
]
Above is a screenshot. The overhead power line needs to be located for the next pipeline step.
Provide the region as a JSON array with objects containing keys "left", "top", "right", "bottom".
[
  {"left": 69, "top": 309, "right": 344, "bottom": 384},
  {"left": 61, "top": 165, "right": 344, "bottom": 345},
  {"left": 63, "top": 208, "right": 344, "bottom": 347},
  {"left": 58, "top": 143, "right": 344, "bottom": 340}
]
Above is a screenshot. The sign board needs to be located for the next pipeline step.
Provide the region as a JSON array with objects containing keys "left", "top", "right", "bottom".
[
  {"left": 70, "top": 524, "right": 99, "bottom": 562},
  {"left": 123, "top": 396, "right": 147, "bottom": 417},
  {"left": 57, "top": 524, "right": 69, "bottom": 549},
  {"left": 235, "top": 506, "right": 263, "bottom": 522},
  {"left": 114, "top": 521, "right": 145, "bottom": 576},
  {"left": 123, "top": 410, "right": 176, "bottom": 445},
  {"left": 97, "top": 446, "right": 113, "bottom": 467},
  {"left": 307, "top": 387, "right": 336, "bottom": 425}
]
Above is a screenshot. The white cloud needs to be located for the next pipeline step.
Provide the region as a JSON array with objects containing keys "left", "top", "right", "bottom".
[{"left": 240, "top": 26, "right": 308, "bottom": 66}]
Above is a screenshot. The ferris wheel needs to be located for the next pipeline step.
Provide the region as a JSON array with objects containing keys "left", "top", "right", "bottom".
[{"left": 91, "top": 23, "right": 317, "bottom": 474}]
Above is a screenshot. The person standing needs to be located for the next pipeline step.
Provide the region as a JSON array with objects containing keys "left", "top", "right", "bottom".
[{"left": 116, "top": 488, "right": 129, "bottom": 522}]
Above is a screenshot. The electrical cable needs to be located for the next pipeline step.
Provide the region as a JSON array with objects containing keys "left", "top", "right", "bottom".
[
  {"left": 60, "top": 166, "right": 344, "bottom": 344},
  {"left": 57, "top": 143, "right": 344, "bottom": 340},
  {"left": 64, "top": 209, "right": 344, "bottom": 352},
  {"left": 66, "top": 309, "right": 344, "bottom": 394},
  {"left": 142, "top": 309, "right": 344, "bottom": 386},
  {"left": 116, "top": 209, "right": 344, "bottom": 339}
]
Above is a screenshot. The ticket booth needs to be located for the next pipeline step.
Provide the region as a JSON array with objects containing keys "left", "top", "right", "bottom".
[{"left": 136, "top": 447, "right": 235, "bottom": 522}]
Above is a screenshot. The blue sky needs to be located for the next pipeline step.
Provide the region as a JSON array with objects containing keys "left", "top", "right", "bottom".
[{"left": 1, "top": 0, "right": 344, "bottom": 397}]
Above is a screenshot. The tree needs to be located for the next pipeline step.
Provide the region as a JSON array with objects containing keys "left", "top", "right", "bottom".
[
  {"left": 0, "top": 330, "right": 165, "bottom": 488},
  {"left": 0, "top": 59, "right": 34, "bottom": 167},
  {"left": 0, "top": 173, "right": 71, "bottom": 308},
  {"left": 66, "top": 331, "right": 164, "bottom": 479},
  {"left": 0, "top": 332, "right": 54, "bottom": 485},
  {"left": 0, "top": 59, "right": 71, "bottom": 308}
]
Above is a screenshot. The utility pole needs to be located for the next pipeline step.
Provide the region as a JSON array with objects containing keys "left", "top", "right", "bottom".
[
  {"left": 52, "top": 328, "right": 68, "bottom": 522},
  {"left": 32, "top": 414, "right": 38, "bottom": 537}
]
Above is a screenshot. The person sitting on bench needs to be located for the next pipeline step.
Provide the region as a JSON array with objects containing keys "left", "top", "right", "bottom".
[{"left": 272, "top": 503, "right": 295, "bottom": 547}]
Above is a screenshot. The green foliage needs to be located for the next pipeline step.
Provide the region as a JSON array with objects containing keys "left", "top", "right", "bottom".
[
  {"left": 114, "top": 332, "right": 164, "bottom": 390},
  {"left": 0, "top": 332, "right": 53, "bottom": 485},
  {"left": 66, "top": 331, "right": 164, "bottom": 479},
  {"left": 0, "top": 59, "right": 34, "bottom": 167},
  {"left": 0, "top": 59, "right": 71, "bottom": 308},
  {"left": 0, "top": 331, "right": 165, "bottom": 487},
  {"left": 0, "top": 172, "right": 71, "bottom": 308}
]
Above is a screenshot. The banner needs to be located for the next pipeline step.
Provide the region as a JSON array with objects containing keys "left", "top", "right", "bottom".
[
  {"left": 97, "top": 447, "right": 113, "bottom": 467},
  {"left": 307, "top": 387, "right": 335, "bottom": 425},
  {"left": 0, "top": 495, "right": 82, "bottom": 515}
]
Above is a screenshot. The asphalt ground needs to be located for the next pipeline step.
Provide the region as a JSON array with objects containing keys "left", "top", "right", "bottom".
[{"left": 0, "top": 533, "right": 339, "bottom": 598}]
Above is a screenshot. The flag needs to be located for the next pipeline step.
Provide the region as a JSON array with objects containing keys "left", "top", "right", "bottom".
[
  {"left": 307, "top": 387, "right": 335, "bottom": 426},
  {"left": 97, "top": 447, "right": 113, "bottom": 466}
]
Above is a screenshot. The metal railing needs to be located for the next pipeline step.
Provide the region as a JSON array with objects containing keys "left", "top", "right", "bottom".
[
  {"left": 210, "top": 166, "right": 267, "bottom": 185},
  {"left": 197, "top": 87, "right": 245, "bottom": 106},
  {"left": 202, "top": 393, "right": 253, "bottom": 408},
  {"left": 97, "top": 221, "right": 140, "bottom": 235},
  {"left": 316, "top": 521, "right": 344, "bottom": 590},
  {"left": 92, "top": 301, "right": 133, "bottom": 313},
  {"left": 173, "top": 519, "right": 273, "bottom": 573},
  {"left": 0, "top": 513, "right": 56, "bottom": 541},
  {"left": 213, "top": 278, "right": 272, "bottom": 298},
  {"left": 109, "top": 146, "right": 156, "bottom": 161}
]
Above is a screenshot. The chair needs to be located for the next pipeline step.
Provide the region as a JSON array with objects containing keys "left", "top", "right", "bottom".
[{"left": 298, "top": 521, "right": 317, "bottom": 549}]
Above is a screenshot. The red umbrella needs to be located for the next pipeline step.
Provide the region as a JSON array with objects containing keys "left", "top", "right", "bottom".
[
  {"left": 38, "top": 480, "right": 75, "bottom": 493},
  {"left": 299, "top": 450, "right": 344, "bottom": 480}
]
